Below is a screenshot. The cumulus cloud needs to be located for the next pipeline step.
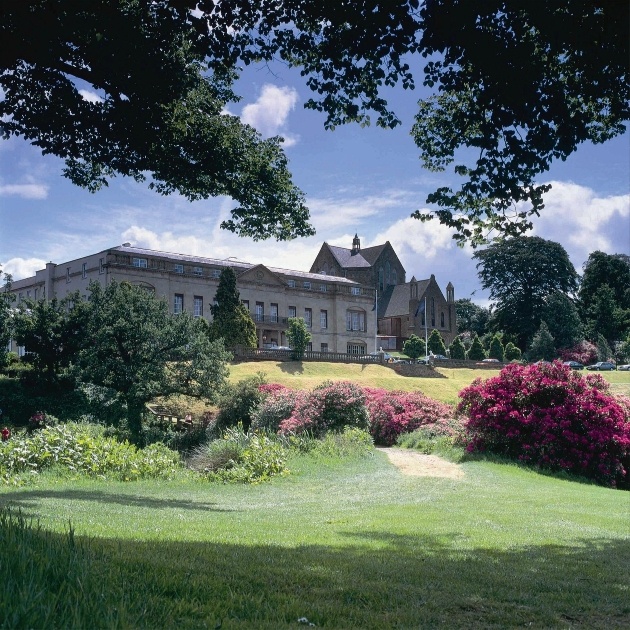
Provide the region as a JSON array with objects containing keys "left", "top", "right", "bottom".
[
  {"left": 78, "top": 89, "right": 103, "bottom": 103},
  {"left": 0, "top": 183, "right": 48, "bottom": 199},
  {"left": 531, "top": 180, "right": 630, "bottom": 267},
  {"left": 1, "top": 257, "right": 46, "bottom": 280},
  {"left": 241, "top": 84, "right": 299, "bottom": 146}
]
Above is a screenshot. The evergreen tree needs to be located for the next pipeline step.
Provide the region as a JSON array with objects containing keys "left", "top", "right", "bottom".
[
  {"left": 209, "top": 268, "right": 257, "bottom": 348},
  {"left": 448, "top": 336, "right": 466, "bottom": 360},
  {"left": 0, "top": 269, "right": 15, "bottom": 368},
  {"left": 287, "top": 317, "right": 311, "bottom": 360},
  {"left": 504, "top": 342, "right": 522, "bottom": 362},
  {"left": 596, "top": 333, "right": 613, "bottom": 362},
  {"left": 542, "top": 291, "right": 583, "bottom": 350},
  {"left": 528, "top": 322, "right": 556, "bottom": 362},
  {"left": 402, "top": 335, "right": 426, "bottom": 360},
  {"left": 467, "top": 334, "right": 486, "bottom": 361},
  {"left": 427, "top": 329, "right": 447, "bottom": 355},
  {"left": 488, "top": 335, "right": 505, "bottom": 362}
]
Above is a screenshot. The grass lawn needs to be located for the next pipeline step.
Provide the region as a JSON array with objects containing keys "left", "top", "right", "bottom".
[
  {"left": 1, "top": 451, "right": 629, "bottom": 629},
  {"left": 228, "top": 360, "right": 630, "bottom": 404}
]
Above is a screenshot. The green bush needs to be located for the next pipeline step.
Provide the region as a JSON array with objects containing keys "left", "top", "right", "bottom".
[
  {"left": 213, "top": 373, "right": 266, "bottom": 434},
  {"left": 308, "top": 427, "right": 374, "bottom": 458},
  {"left": 448, "top": 336, "right": 466, "bottom": 360},
  {"left": 0, "top": 423, "right": 182, "bottom": 484},
  {"left": 187, "top": 426, "right": 287, "bottom": 483}
]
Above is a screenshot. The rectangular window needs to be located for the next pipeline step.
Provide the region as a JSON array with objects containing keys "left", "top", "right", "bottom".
[
  {"left": 287, "top": 279, "right": 296, "bottom": 288},
  {"left": 347, "top": 343, "right": 365, "bottom": 355},
  {"left": 255, "top": 302, "right": 264, "bottom": 322},
  {"left": 193, "top": 296, "right": 203, "bottom": 317},
  {"left": 288, "top": 306, "right": 296, "bottom": 319},
  {"left": 304, "top": 308, "right": 312, "bottom": 328},
  {"left": 320, "top": 310, "right": 328, "bottom": 329},
  {"left": 242, "top": 299, "right": 249, "bottom": 311},
  {"left": 26, "top": 290, "right": 31, "bottom": 298},
  {"left": 193, "top": 266, "right": 203, "bottom": 276},
  {"left": 174, "top": 294, "right": 184, "bottom": 314},
  {"left": 34, "top": 288, "right": 38, "bottom": 300},
  {"left": 17, "top": 345, "right": 26, "bottom": 357},
  {"left": 303, "top": 281, "right": 311, "bottom": 290},
  {"left": 99, "top": 258, "right": 105, "bottom": 274},
  {"left": 319, "top": 284, "right": 327, "bottom": 292},
  {"left": 212, "top": 269, "right": 221, "bottom": 278},
  {"left": 321, "top": 342, "right": 328, "bottom": 352},
  {"left": 306, "top": 342, "right": 313, "bottom": 352},
  {"left": 66, "top": 268, "right": 71, "bottom": 283},
  {"left": 132, "top": 257, "right": 148, "bottom": 268},
  {"left": 173, "top": 263, "right": 184, "bottom": 274},
  {"left": 351, "top": 286, "right": 361, "bottom": 295},
  {"left": 82, "top": 263, "right": 87, "bottom": 279},
  {"left": 270, "top": 303, "right": 278, "bottom": 323},
  {"left": 346, "top": 310, "right": 365, "bottom": 332}
]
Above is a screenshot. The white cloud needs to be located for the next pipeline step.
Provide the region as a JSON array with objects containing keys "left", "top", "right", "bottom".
[
  {"left": 1, "top": 257, "right": 46, "bottom": 280},
  {"left": 0, "top": 183, "right": 48, "bottom": 199},
  {"left": 78, "top": 89, "right": 103, "bottom": 103},
  {"left": 531, "top": 180, "right": 630, "bottom": 267},
  {"left": 241, "top": 84, "right": 299, "bottom": 146}
]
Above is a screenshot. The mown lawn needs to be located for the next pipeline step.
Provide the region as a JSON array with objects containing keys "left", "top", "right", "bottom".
[{"left": 1, "top": 450, "right": 628, "bottom": 629}]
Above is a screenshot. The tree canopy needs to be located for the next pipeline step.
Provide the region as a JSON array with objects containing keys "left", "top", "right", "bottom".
[
  {"left": 76, "top": 281, "right": 230, "bottom": 441},
  {"left": 2, "top": 1, "right": 627, "bottom": 244},
  {"left": 474, "top": 236, "right": 578, "bottom": 348}
]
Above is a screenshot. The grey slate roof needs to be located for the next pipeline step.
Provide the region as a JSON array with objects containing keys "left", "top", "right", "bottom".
[
  {"left": 379, "top": 279, "right": 430, "bottom": 318},
  {"left": 111, "top": 245, "right": 361, "bottom": 285},
  {"left": 326, "top": 245, "right": 372, "bottom": 268}
]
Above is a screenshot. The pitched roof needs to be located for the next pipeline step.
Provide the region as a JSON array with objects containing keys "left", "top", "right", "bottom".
[
  {"left": 378, "top": 279, "right": 431, "bottom": 318},
  {"left": 326, "top": 245, "right": 372, "bottom": 268}
]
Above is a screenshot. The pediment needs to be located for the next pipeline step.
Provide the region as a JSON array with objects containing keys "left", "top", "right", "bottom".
[{"left": 237, "top": 264, "right": 286, "bottom": 287}]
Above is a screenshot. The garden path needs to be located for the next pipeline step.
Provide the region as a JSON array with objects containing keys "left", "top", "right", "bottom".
[{"left": 377, "top": 447, "right": 464, "bottom": 479}]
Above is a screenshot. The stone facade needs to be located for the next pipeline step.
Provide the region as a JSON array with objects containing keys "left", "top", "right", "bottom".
[{"left": 9, "top": 244, "right": 376, "bottom": 355}]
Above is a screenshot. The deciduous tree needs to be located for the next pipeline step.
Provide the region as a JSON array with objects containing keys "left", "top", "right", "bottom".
[
  {"left": 474, "top": 237, "right": 578, "bottom": 349},
  {"left": 76, "top": 281, "right": 230, "bottom": 442},
  {"left": 2, "top": 1, "right": 627, "bottom": 244},
  {"left": 286, "top": 317, "right": 311, "bottom": 361}
]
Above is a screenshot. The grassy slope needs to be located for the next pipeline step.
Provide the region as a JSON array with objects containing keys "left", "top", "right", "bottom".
[{"left": 228, "top": 361, "right": 630, "bottom": 404}]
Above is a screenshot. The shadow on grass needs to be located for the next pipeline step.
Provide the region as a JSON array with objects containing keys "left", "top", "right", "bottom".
[
  {"left": 278, "top": 361, "right": 305, "bottom": 375},
  {"left": 1, "top": 509, "right": 628, "bottom": 629},
  {"left": 0, "top": 489, "right": 235, "bottom": 513}
]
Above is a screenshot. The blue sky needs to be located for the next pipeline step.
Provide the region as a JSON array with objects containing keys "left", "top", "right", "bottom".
[{"left": 1, "top": 63, "right": 629, "bottom": 306}]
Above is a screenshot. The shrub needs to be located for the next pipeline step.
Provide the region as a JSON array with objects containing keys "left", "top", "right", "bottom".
[
  {"left": 0, "top": 423, "right": 182, "bottom": 484},
  {"left": 488, "top": 335, "right": 504, "bottom": 361},
  {"left": 504, "top": 342, "right": 522, "bottom": 361},
  {"left": 213, "top": 373, "right": 267, "bottom": 434},
  {"left": 458, "top": 362, "right": 630, "bottom": 488},
  {"left": 427, "top": 329, "right": 447, "bottom": 355},
  {"left": 448, "top": 336, "right": 466, "bottom": 360},
  {"left": 559, "top": 340, "right": 598, "bottom": 365},
  {"left": 467, "top": 334, "right": 486, "bottom": 361},
  {"left": 307, "top": 427, "right": 374, "bottom": 458},
  {"left": 187, "top": 426, "right": 287, "bottom": 483},
  {"left": 251, "top": 387, "right": 299, "bottom": 433},
  {"left": 278, "top": 381, "right": 368, "bottom": 437},
  {"left": 365, "top": 388, "right": 456, "bottom": 446}
]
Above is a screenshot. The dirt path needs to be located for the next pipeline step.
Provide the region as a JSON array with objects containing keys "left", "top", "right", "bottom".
[{"left": 377, "top": 447, "right": 464, "bottom": 479}]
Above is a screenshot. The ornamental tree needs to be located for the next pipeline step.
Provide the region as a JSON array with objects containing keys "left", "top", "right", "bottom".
[
  {"left": 467, "top": 334, "right": 486, "bottom": 361},
  {"left": 427, "top": 329, "right": 447, "bottom": 356},
  {"left": 75, "top": 281, "right": 230, "bottom": 442},
  {"left": 448, "top": 336, "right": 466, "bottom": 360},
  {"left": 488, "top": 335, "right": 504, "bottom": 362},
  {"left": 286, "top": 317, "right": 311, "bottom": 360},
  {"left": 0, "top": 269, "right": 15, "bottom": 368},
  {"left": 403, "top": 334, "right": 426, "bottom": 360}
]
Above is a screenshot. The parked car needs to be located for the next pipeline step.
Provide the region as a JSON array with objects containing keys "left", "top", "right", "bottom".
[
  {"left": 586, "top": 361, "right": 616, "bottom": 371},
  {"left": 618, "top": 364, "right": 630, "bottom": 371},
  {"left": 431, "top": 354, "right": 449, "bottom": 360},
  {"left": 563, "top": 361, "right": 584, "bottom": 370},
  {"left": 476, "top": 358, "right": 500, "bottom": 365}
]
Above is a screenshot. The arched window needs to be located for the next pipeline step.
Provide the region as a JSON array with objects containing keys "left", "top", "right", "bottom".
[
  {"left": 378, "top": 267, "right": 384, "bottom": 292},
  {"left": 431, "top": 297, "right": 435, "bottom": 326},
  {"left": 392, "top": 268, "right": 397, "bottom": 285},
  {"left": 385, "top": 261, "right": 391, "bottom": 286},
  {"left": 440, "top": 312, "right": 445, "bottom": 327}
]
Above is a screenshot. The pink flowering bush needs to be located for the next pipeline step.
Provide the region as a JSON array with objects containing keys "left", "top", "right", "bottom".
[
  {"left": 458, "top": 361, "right": 630, "bottom": 488},
  {"left": 258, "top": 383, "right": 290, "bottom": 395},
  {"left": 251, "top": 387, "right": 302, "bottom": 433},
  {"left": 279, "top": 381, "right": 368, "bottom": 437},
  {"left": 558, "top": 341, "right": 598, "bottom": 365},
  {"left": 365, "top": 388, "right": 456, "bottom": 446}
]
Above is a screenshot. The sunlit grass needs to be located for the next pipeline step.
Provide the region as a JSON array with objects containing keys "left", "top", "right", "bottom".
[{"left": 1, "top": 451, "right": 628, "bottom": 628}]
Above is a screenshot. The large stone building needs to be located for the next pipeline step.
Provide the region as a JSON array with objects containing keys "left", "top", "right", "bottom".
[
  {"left": 9, "top": 243, "right": 376, "bottom": 355},
  {"left": 311, "top": 235, "right": 456, "bottom": 349},
  {"left": 9, "top": 236, "right": 455, "bottom": 355}
]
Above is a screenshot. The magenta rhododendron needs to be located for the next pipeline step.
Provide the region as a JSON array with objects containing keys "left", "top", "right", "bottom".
[
  {"left": 458, "top": 361, "right": 630, "bottom": 488},
  {"left": 364, "top": 388, "right": 455, "bottom": 446}
]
